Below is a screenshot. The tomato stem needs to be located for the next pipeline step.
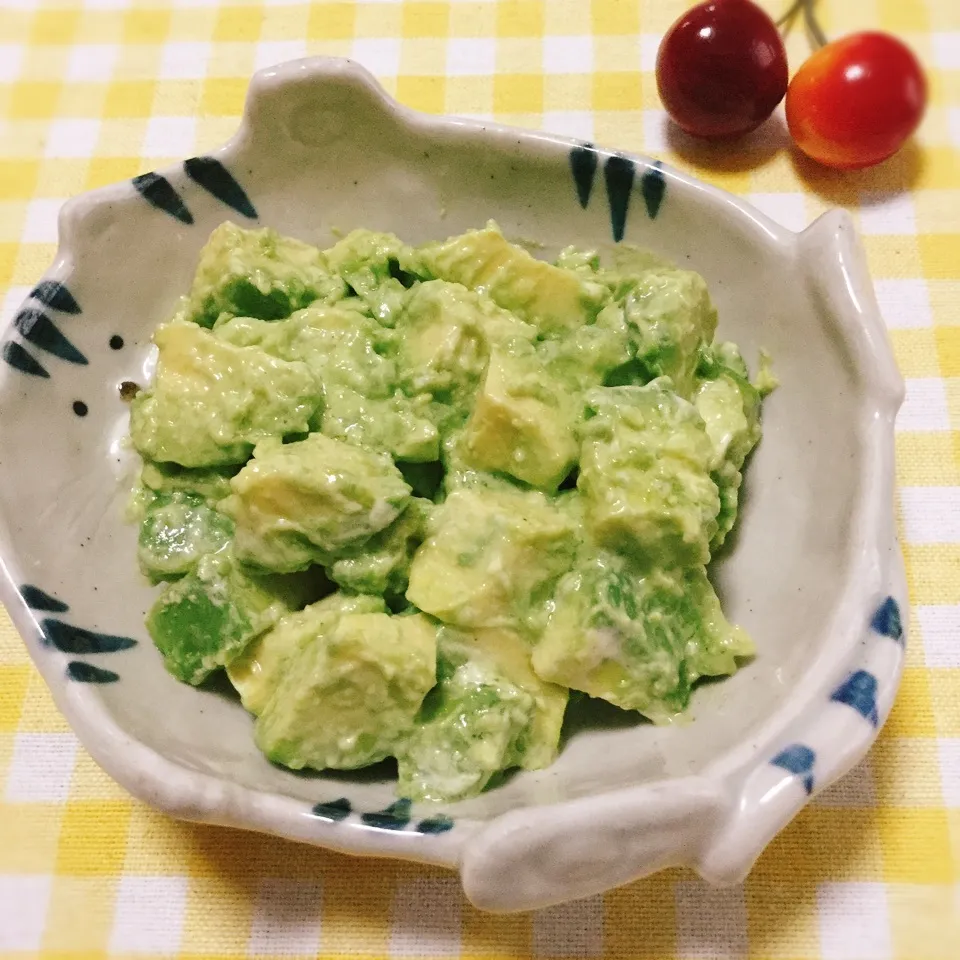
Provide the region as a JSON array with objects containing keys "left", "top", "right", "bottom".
[
  {"left": 777, "top": 0, "right": 827, "bottom": 50},
  {"left": 802, "top": 0, "right": 828, "bottom": 49},
  {"left": 776, "top": 0, "right": 804, "bottom": 30}
]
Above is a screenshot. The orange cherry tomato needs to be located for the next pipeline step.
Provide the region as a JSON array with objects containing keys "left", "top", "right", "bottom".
[{"left": 786, "top": 31, "right": 926, "bottom": 170}]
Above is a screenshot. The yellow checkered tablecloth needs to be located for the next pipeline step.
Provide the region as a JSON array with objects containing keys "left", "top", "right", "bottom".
[{"left": 0, "top": 0, "right": 958, "bottom": 955}]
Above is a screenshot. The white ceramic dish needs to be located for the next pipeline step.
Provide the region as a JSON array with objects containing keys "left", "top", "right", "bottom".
[{"left": 0, "top": 58, "right": 905, "bottom": 912}]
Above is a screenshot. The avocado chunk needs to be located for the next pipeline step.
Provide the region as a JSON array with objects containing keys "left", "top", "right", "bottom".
[
  {"left": 540, "top": 301, "right": 634, "bottom": 392},
  {"left": 220, "top": 434, "right": 411, "bottom": 573},
  {"left": 621, "top": 268, "right": 718, "bottom": 399},
  {"left": 397, "top": 647, "right": 535, "bottom": 803},
  {"left": 531, "top": 554, "right": 753, "bottom": 721},
  {"left": 318, "top": 389, "right": 438, "bottom": 463},
  {"left": 181, "top": 222, "right": 345, "bottom": 327},
  {"left": 216, "top": 306, "right": 439, "bottom": 462},
  {"left": 711, "top": 460, "right": 743, "bottom": 554},
  {"left": 328, "top": 497, "right": 432, "bottom": 597},
  {"left": 396, "top": 279, "right": 536, "bottom": 404},
  {"left": 694, "top": 343, "right": 764, "bottom": 549},
  {"left": 324, "top": 229, "right": 425, "bottom": 326},
  {"left": 147, "top": 549, "right": 308, "bottom": 685},
  {"left": 139, "top": 461, "right": 238, "bottom": 505},
  {"left": 442, "top": 625, "right": 568, "bottom": 771},
  {"left": 406, "top": 486, "right": 577, "bottom": 632},
  {"left": 578, "top": 382, "right": 720, "bottom": 567},
  {"left": 227, "top": 591, "right": 386, "bottom": 715},
  {"left": 695, "top": 350, "right": 762, "bottom": 469},
  {"left": 130, "top": 322, "right": 321, "bottom": 467},
  {"left": 138, "top": 491, "right": 234, "bottom": 581},
  {"left": 419, "top": 224, "right": 606, "bottom": 336},
  {"left": 127, "top": 461, "right": 237, "bottom": 525},
  {"left": 255, "top": 612, "right": 437, "bottom": 770},
  {"left": 459, "top": 342, "right": 578, "bottom": 492},
  {"left": 554, "top": 245, "right": 602, "bottom": 276}
]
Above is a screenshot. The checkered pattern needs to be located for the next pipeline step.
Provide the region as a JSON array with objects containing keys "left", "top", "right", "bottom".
[{"left": 0, "top": 0, "right": 958, "bottom": 955}]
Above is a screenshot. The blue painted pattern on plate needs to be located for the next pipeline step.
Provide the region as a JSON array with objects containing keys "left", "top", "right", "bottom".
[
  {"left": 831, "top": 670, "right": 879, "bottom": 726},
  {"left": 772, "top": 744, "right": 816, "bottom": 795}
]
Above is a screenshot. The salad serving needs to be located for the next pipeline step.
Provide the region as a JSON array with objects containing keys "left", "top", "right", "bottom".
[{"left": 129, "top": 221, "right": 773, "bottom": 804}]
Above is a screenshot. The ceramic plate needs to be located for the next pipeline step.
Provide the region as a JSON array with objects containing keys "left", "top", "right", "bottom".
[{"left": 0, "top": 58, "right": 905, "bottom": 911}]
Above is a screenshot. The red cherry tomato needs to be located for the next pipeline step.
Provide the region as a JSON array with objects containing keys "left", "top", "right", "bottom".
[
  {"left": 656, "top": 0, "right": 788, "bottom": 140},
  {"left": 786, "top": 32, "right": 926, "bottom": 170}
]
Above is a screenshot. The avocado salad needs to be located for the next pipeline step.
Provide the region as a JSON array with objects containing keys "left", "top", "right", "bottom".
[{"left": 128, "top": 220, "right": 773, "bottom": 804}]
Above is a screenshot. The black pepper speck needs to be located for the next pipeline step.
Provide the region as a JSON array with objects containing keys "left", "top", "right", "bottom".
[{"left": 119, "top": 380, "right": 140, "bottom": 401}]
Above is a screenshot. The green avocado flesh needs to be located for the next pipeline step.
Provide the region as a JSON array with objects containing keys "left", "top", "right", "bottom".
[{"left": 131, "top": 220, "right": 771, "bottom": 803}]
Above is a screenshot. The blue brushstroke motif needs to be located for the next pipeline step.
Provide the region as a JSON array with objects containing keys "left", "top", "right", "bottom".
[
  {"left": 67, "top": 661, "right": 119, "bottom": 683},
  {"left": 14, "top": 308, "right": 87, "bottom": 365},
  {"left": 361, "top": 798, "right": 411, "bottom": 830},
  {"left": 21, "top": 585, "right": 68, "bottom": 613},
  {"left": 569, "top": 144, "right": 598, "bottom": 209},
  {"left": 30, "top": 280, "right": 80, "bottom": 314},
  {"left": 416, "top": 815, "right": 454, "bottom": 835},
  {"left": 2, "top": 341, "right": 49, "bottom": 378},
  {"left": 604, "top": 154, "right": 635, "bottom": 242},
  {"left": 133, "top": 172, "right": 194, "bottom": 225},
  {"left": 311, "top": 798, "right": 352, "bottom": 822},
  {"left": 41, "top": 618, "right": 137, "bottom": 654},
  {"left": 184, "top": 157, "right": 258, "bottom": 219},
  {"left": 640, "top": 162, "right": 667, "bottom": 219},
  {"left": 831, "top": 670, "right": 879, "bottom": 726},
  {"left": 772, "top": 743, "right": 815, "bottom": 795},
  {"left": 870, "top": 596, "right": 903, "bottom": 643}
]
